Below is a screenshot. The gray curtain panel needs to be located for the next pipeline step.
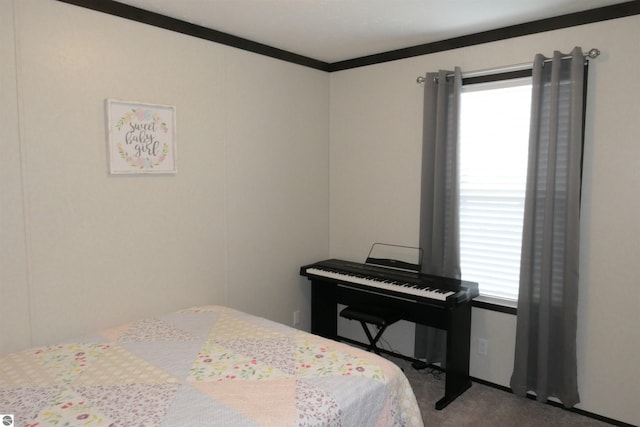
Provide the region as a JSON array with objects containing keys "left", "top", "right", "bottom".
[
  {"left": 415, "top": 68, "right": 462, "bottom": 364},
  {"left": 510, "top": 47, "right": 585, "bottom": 408}
]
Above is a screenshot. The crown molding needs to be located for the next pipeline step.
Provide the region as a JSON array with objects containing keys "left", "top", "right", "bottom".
[{"left": 56, "top": 0, "right": 640, "bottom": 72}]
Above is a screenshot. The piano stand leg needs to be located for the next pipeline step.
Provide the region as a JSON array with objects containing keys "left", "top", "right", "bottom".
[{"left": 435, "top": 380, "right": 472, "bottom": 410}]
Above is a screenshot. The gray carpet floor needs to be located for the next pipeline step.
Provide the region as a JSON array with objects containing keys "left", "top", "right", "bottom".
[{"left": 391, "top": 357, "right": 615, "bottom": 426}]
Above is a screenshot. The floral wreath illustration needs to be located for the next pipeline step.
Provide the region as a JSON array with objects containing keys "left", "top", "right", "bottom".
[{"left": 115, "top": 108, "right": 170, "bottom": 169}]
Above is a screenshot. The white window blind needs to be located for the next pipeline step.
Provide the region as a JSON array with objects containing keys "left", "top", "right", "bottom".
[{"left": 459, "top": 78, "right": 532, "bottom": 301}]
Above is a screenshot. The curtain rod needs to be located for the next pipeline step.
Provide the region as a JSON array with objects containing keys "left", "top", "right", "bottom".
[{"left": 416, "top": 48, "right": 600, "bottom": 84}]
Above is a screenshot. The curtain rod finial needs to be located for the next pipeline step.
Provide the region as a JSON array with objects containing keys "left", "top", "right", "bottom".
[
  {"left": 417, "top": 76, "right": 426, "bottom": 85},
  {"left": 587, "top": 48, "right": 600, "bottom": 59}
]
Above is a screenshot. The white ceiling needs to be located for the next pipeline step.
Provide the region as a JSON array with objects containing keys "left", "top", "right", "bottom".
[{"left": 116, "top": 0, "right": 629, "bottom": 63}]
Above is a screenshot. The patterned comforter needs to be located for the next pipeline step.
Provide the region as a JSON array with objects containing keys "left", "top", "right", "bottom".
[{"left": 0, "top": 305, "right": 423, "bottom": 427}]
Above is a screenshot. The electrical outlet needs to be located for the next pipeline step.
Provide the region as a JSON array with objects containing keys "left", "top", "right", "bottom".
[
  {"left": 293, "top": 310, "right": 301, "bottom": 326},
  {"left": 478, "top": 338, "right": 489, "bottom": 355}
]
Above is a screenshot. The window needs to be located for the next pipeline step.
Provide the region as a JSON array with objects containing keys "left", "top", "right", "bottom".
[{"left": 459, "top": 75, "right": 532, "bottom": 303}]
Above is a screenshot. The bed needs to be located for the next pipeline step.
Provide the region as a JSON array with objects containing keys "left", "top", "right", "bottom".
[{"left": 0, "top": 305, "right": 423, "bottom": 427}]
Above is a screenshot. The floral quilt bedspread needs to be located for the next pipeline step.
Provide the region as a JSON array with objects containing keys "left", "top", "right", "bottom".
[{"left": 0, "top": 305, "right": 423, "bottom": 427}]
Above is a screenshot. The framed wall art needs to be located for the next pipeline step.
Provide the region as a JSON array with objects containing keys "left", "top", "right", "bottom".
[{"left": 106, "top": 99, "right": 177, "bottom": 174}]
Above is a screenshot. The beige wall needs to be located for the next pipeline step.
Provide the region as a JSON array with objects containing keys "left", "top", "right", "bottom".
[
  {"left": 1, "top": 0, "right": 328, "bottom": 352},
  {"left": 329, "top": 15, "right": 640, "bottom": 426},
  {"left": 1, "top": 0, "right": 31, "bottom": 352}
]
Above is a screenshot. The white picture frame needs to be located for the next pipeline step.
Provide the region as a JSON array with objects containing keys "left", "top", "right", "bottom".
[{"left": 106, "top": 99, "right": 177, "bottom": 174}]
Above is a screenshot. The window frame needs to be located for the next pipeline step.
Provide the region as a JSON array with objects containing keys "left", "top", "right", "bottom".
[
  {"left": 460, "top": 69, "right": 533, "bottom": 315},
  {"left": 462, "top": 63, "right": 590, "bottom": 314}
]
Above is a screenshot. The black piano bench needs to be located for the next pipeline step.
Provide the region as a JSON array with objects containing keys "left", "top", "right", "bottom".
[{"left": 340, "top": 305, "right": 402, "bottom": 355}]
